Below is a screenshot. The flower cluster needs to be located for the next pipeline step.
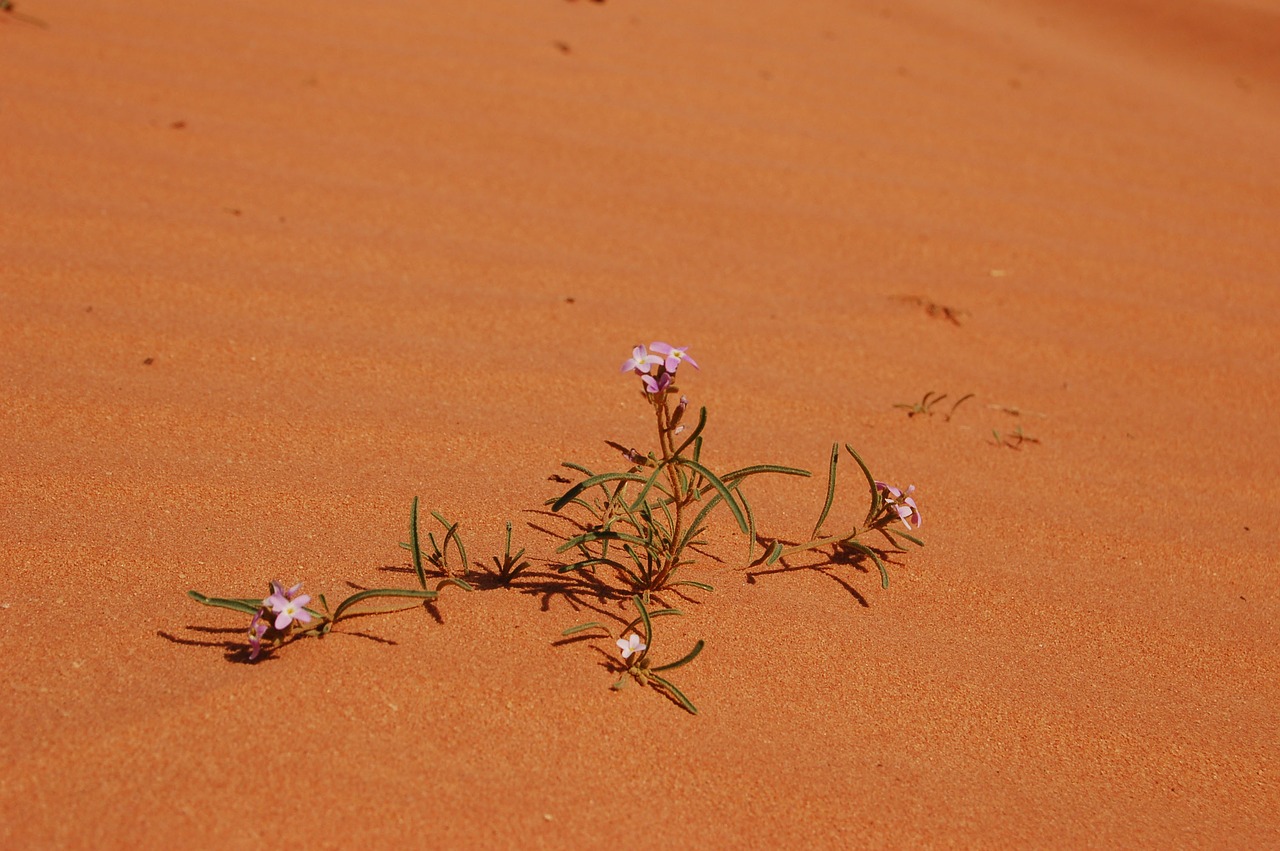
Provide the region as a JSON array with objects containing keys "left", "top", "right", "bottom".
[
  {"left": 248, "top": 580, "right": 313, "bottom": 660},
  {"left": 621, "top": 342, "right": 698, "bottom": 395},
  {"left": 875, "top": 482, "right": 922, "bottom": 529}
]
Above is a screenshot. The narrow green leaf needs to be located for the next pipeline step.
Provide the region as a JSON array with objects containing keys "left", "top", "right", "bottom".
[
  {"left": 435, "top": 577, "right": 474, "bottom": 593},
  {"left": 737, "top": 483, "right": 757, "bottom": 563},
  {"left": 652, "top": 493, "right": 676, "bottom": 535},
  {"left": 946, "top": 392, "right": 975, "bottom": 420},
  {"left": 634, "top": 595, "right": 653, "bottom": 649},
  {"left": 668, "top": 580, "right": 714, "bottom": 592},
  {"left": 561, "top": 621, "right": 608, "bottom": 637},
  {"left": 843, "top": 444, "right": 882, "bottom": 526},
  {"left": 676, "top": 490, "right": 725, "bottom": 553},
  {"left": 670, "top": 406, "right": 709, "bottom": 459},
  {"left": 431, "top": 512, "right": 468, "bottom": 573},
  {"left": 812, "top": 443, "right": 840, "bottom": 538},
  {"left": 844, "top": 541, "right": 891, "bottom": 588},
  {"left": 679, "top": 459, "right": 748, "bottom": 533},
  {"left": 187, "top": 591, "right": 260, "bottom": 616},
  {"left": 765, "top": 540, "right": 785, "bottom": 565},
  {"left": 885, "top": 527, "right": 924, "bottom": 547},
  {"left": 621, "top": 607, "right": 682, "bottom": 636},
  {"left": 650, "top": 673, "right": 698, "bottom": 715},
  {"left": 721, "top": 464, "right": 812, "bottom": 482},
  {"left": 561, "top": 461, "right": 596, "bottom": 477},
  {"left": 552, "top": 472, "right": 649, "bottom": 512},
  {"left": 332, "top": 588, "right": 437, "bottom": 621},
  {"left": 625, "top": 458, "right": 673, "bottom": 513},
  {"left": 409, "top": 496, "right": 427, "bottom": 590},
  {"left": 653, "top": 639, "right": 705, "bottom": 672}
]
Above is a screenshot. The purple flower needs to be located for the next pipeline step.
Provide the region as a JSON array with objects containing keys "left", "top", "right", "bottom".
[
  {"left": 620, "top": 345, "right": 662, "bottom": 375},
  {"left": 649, "top": 342, "right": 698, "bottom": 373},
  {"left": 641, "top": 372, "right": 672, "bottom": 395},
  {"left": 247, "top": 610, "right": 269, "bottom": 661},
  {"left": 875, "top": 482, "right": 921, "bottom": 529},
  {"left": 266, "top": 583, "right": 313, "bottom": 631}
]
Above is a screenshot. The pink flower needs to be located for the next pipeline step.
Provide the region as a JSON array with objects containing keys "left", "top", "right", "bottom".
[
  {"left": 247, "top": 611, "right": 269, "bottom": 660},
  {"left": 641, "top": 372, "right": 672, "bottom": 395},
  {"left": 875, "top": 482, "right": 921, "bottom": 529},
  {"left": 649, "top": 342, "right": 698, "bottom": 373},
  {"left": 266, "top": 584, "right": 313, "bottom": 630},
  {"left": 620, "top": 345, "right": 662, "bottom": 375}
]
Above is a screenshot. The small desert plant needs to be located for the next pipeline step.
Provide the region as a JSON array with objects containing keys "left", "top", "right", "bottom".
[
  {"left": 992, "top": 424, "right": 1040, "bottom": 449},
  {"left": 489, "top": 521, "right": 533, "bottom": 584},
  {"left": 563, "top": 595, "right": 704, "bottom": 714},
  {"left": 760, "top": 443, "right": 923, "bottom": 588},
  {"left": 188, "top": 497, "right": 471, "bottom": 660},
  {"left": 401, "top": 497, "right": 474, "bottom": 591},
  {"left": 188, "top": 581, "right": 439, "bottom": 661},
  {"left": 894, "top": 390, "right": 973, "bottom": 421},
  {"left": 549, "top": 342, "right": 809, "bottom": 601}
]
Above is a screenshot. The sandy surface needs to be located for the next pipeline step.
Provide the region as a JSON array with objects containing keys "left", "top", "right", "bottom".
[{"left": 3, "top": 0, "right": 1278, "bottom": 846}]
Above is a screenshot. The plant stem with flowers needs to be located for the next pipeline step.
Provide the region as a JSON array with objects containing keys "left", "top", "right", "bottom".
[{"left": 550, "top": 342, "right": 810, "bottom": 601}]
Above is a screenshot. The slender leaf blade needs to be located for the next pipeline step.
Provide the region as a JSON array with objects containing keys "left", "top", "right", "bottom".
[
  {"left": 634, "top": 595, "right": 653, "bottom": 648},
  {"left": 812, "top": 443, "right": 840, "bottom": 538},
  {"left": 679, "top": 459, "right": 748, "bottom": 533},
  {"left": 650, "top": 674, "right": 698, "bottom": 715},
  {"left": 652, "top": 639, "right": 705, "bottom": 672},
  {"left": 409, "top": 496, "right": 427, "bottom": 590},
  {"left": 845, "top": 541, "right": 891, "bottom": 588},
  {"left": 552, "top": 472, "right": 649, "bottom": 512},
  {"left": 561, "top": 621, "right": 608, "bottom": 637},
  {"left": 843, "top": 444, "right": 882, "bottom": 525},
  {"left": 332, "top": 588, "right": 437, "bottom": 621},
  {"left": 187, "top": 591, "right": 260, "bottom": 616}
]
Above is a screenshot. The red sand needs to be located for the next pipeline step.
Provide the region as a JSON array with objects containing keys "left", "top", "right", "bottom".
[{"left": 2, "top": 0, "right": 1277, "bottom": 846}]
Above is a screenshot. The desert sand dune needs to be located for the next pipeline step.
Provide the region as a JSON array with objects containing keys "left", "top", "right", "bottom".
[{"left": 2, "top": 0, "right": 1277, "bottom": 846}]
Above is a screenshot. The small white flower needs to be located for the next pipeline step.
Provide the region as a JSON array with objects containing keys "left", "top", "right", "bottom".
[{"left": 617, "top": 633, "right": 646, "bottom": 659}]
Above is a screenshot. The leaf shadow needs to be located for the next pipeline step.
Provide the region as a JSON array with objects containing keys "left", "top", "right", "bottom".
[{"left": 745, "top": 537, "right": 902, "bottom": 607}]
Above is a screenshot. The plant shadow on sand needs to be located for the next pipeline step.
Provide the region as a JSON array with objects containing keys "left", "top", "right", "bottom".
[
  {"left": 743, "top": 537, "right": 909, "bottom": 608},
  {"left": 159, "top": 617, "right": 402, "bottom": 662}
]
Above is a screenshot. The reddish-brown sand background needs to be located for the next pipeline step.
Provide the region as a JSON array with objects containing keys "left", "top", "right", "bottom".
[{"left": 3, "top": 0, "right": 1278, "bottom": 846}]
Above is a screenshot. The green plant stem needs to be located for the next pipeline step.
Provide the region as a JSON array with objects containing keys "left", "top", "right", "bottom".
[{"left": 653, "top": 395, "right": 687, "bottom": 593}]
